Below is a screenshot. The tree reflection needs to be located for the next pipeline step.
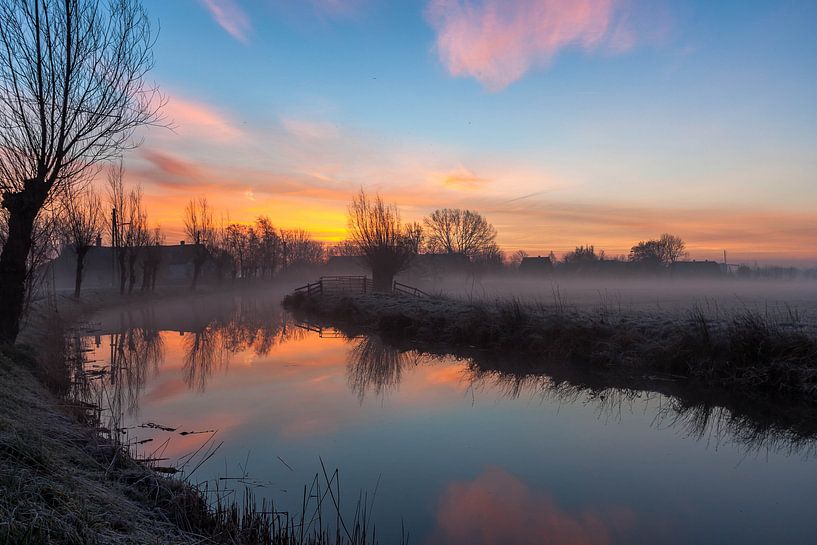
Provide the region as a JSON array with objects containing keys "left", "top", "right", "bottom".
[
  {"left": 71, "top": 309, "right": 165, "bottom": 441},
  {"left": 338, "top": 333, "right": 817, "bottom": 457},
  {"left": 467, "top": 368, "right": 817, "bottom": 458},
  {"left": 181, "top": 299, "right": 307, "bottom": 390},
  {"left": 346, "top": 336, "right": 426, "bottom": 402},
  {"left": 182, "top": 326, "right": 227, "bottom": 392}
]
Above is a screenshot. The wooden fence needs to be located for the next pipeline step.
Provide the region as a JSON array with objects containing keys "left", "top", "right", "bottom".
[
  {"left": 293, "top": 276, "right": 429, "bottom": 298},
  {"left": 392, "top": 281, "right": 430, "bottom": 298}
]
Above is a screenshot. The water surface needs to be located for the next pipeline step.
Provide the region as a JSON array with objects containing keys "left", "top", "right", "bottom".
[{"left": 79, "top": 294, "right": 817, "bottom": 545}]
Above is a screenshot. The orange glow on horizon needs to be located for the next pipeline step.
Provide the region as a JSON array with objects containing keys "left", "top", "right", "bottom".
[{"left": 133, "top": 186, "right": 817, "bottom": 265}]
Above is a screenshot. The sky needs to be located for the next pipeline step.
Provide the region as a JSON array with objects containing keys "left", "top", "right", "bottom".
[{"left": 126, "top": 0, "right": 817, "bottom": 265}]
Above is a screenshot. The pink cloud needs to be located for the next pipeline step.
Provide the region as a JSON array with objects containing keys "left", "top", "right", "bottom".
[
  {"left": 164, "top": 94, "right": 245, "bottom": 142},
  {"left": 426, "top": 0, "right": 633, "bottom": 90},
  {"left": 141, "top": 149, "right": 202, "bottom": 181},
  {"left": 434, "top": 166, "right": 491, "bottom": 190},
  {"left": 199, "top": 0, "right": 252, "bottom": 43}
]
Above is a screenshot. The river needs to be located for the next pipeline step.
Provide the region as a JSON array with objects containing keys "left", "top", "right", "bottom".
[{"left": 78, "top": 292, "right": 817, "bottom": 545}]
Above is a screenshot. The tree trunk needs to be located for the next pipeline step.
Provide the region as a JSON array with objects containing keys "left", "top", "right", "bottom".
[
  {"left": 127, "top": 255, "right": 137, "bottom": 294},
  {"left": 371, "top": 266, "right": 394, "bottom": 293},
  {"left": 0, "top": 183, "right": 47, "bottom": 344},
  {"left": 74, "top": 247, "right": 89, "bottom": 298},
  {"left": 118, "top": 250, "right": 127, "bottom": 295}
]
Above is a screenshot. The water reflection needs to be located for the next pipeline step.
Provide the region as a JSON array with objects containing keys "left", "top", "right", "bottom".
[
  {"left": 77, "top": 297, "right": 817, "bottom": 460},
  {"left": 428, "top": 467, "right": 642, "bottom": 545},
  {"left": 71, "top": 310, "right": 164, "bottom": 438},
  {"left": 175, "top": 299, "right": 308, "bottom": 390},
  {"left": 71, "top": 295, "right": 817, "bottom": 544},
  {"left": 182, "top": 326, "right": 227, "bottom": 391},
  {"left": 347, "top": 336, "right": 433, "bottom": 402},
  {"left": 340, "top": 340, "right": 817, "bottom": 460}
]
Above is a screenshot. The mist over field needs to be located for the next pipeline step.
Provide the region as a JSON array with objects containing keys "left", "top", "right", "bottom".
[{"left": 410, "top": 275, "right": 817, "bottom": 324}]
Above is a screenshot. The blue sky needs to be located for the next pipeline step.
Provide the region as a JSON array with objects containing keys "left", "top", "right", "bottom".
[{"left": 131, "top": 0, "right": 817, "bottom": 264}]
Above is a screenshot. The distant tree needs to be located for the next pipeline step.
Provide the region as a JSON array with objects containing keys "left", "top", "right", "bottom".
[
  {"left": 280, "top": 229, "right": 324, "bottom": 269},
  {"left": 509, "top": 250, "right": 529, "bottom": 269},
  {"left": 348, "top": 190, "right": 418, "bottom": 291},
  {"left": 327, "top": 239, "right": 361, "bottom": 257},
  {"left": 0, "top": 0, "right": 161, "bottom": 343},
  {"left": 628, "top": 240, "right": 662, "bottom": 264},
  {"left": 658, "top": 233, "right": 688, "bottom": 264},
  {"left": 107, "top": 165, "right": 147, "bottom": 295},
  {"left": 184, "top": 198, "right": 213, "bottom": 289},
  {"left": 403, "top": 222, "right": 424, "bottom": 255},
  {"left": 256, "top": 216, "right": 280, "bottom": 278},
  {"left": 224, "top": 224, "right": 248, "bottom": 281},
  {"left": 210, "top": 218, "right": 233, "bottom": 285},
  {"left": 562, "top": 245, "right": 599, "bottom": 264},
  {"left": 423, "top": 208, "right": 497, "bottom": 258},
  {"left": 59, "top": 188, "right": 103, "bottom": 298},
  {"left": 23, "top": 208, "right": 59, "bottom": 313},
  {"left": 629, "top": 234, "right": 688, "bottom": 266},
  {"left": 471, "top": 243, "right": 503, "bottom": 271},
  {"left": 125, "top": 187, "right": 149, "bottom": 294},
  {"left": 140, "top": 227, "right": 163, "bottom": 292}
]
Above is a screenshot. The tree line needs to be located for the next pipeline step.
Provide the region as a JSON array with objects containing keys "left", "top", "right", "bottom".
[{"left": 2, "top": 172, "right": 701, "bottom": 307}]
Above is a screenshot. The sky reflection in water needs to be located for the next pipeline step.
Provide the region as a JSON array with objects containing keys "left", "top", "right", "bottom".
[{"left": 80, "top": 299, "right": 817, "bottom": 545}]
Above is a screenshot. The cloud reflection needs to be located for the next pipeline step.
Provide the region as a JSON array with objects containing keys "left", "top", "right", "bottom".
[{"left": 428, "top": 467, "right": 637, "bottom": 545}]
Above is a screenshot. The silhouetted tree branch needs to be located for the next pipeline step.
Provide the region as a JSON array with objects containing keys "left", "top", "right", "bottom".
[
  {"left": 58, "top": 186, "right": 102, "bottom": 297},
  {"left": 0, "top": 0, "right": 161, "bottom": 342},
  {"left": 348, "top": 190, "right": 418, "bottom": 291}
]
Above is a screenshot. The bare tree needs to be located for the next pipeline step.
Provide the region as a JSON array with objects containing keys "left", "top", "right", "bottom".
[
  {"left": 124, "top": 186, "right": 149, "bottom": 294},
  {"left": 256, "top": 216, "right": 280, "bottom": 278},
  {"left": 563, "top": 245, "right": 600, "bottom": 264},
  {"left": 59, "top": 187, "right": 102, "bottom": 297},
  {"left": 327, "top": 239, "right": 361, "bottom": 257},
  {"left": 224, "top": 223, "right": 247, "bottom": 281},
  {"left": 23, "top": 205, "right": 59, "bottom": 313},
  {"left": 184, "top": 197, "right": 213, "bottom": 289},
  {"left": 629, "top": 240, "right": 662, "bottom": 264},
  {"left": 0, "top": 0, "right": 161, "bottom": 342},
  {"left": 210, "top": 216, "right": 233, "bottom": 285},
  {"left": 629, "top": 234, "right": 688, "bottom": 266},
  {"left": 348, "top": 190, "right": 418, "bottom": 291},
  {"left": 509, "top": 249, "right": 529, "bottom": 269},
  {"left": 280, "top": 229, "right": 324, "bottom": 270},
  {"left": 107, "top": 165, "right": 149, "bottom": 294},
  {"left": 423, "top": 208, "right": 497, "bottom": 259},
  {"left": 658, "top": 233, "right": 688, "bottom": 264},
  {"left": 140, "top": 226, "right": 162, "bottom": 292},
  {"left": 107, "top": 164, "right": 130, "bottom": 294}
]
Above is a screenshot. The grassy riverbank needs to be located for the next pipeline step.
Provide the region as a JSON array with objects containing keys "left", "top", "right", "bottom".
[
  {"left": 0, "top": 344, "right": 204, "bottom": 544},
  {"left": 283, "top": 292, "right": 817, "bottom": 402}
]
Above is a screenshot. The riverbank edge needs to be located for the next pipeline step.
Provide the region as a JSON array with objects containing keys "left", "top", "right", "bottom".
[
  {"left": 1, "top": 287, "right": 291, "bottom": 545},
  {"left": 283, "top": 292, "right": 817, "bottom": 404}
]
